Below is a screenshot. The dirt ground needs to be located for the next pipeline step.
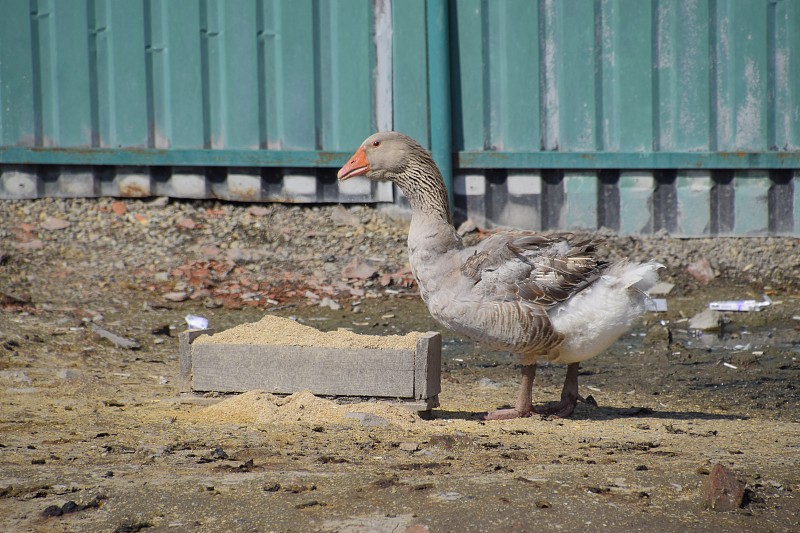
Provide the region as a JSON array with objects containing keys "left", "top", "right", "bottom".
[{"left": 1, "top": 199, "right": 799, "bottom": 532}]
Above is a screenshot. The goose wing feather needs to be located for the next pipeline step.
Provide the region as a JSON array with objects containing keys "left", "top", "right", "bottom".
[{"left": 467, "top": 231, "right": 607, "bottom": 307}]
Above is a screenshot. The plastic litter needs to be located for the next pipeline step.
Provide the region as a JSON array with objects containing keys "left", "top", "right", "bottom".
[
  {"left": 645, "top": 298, "right": 668, "bottom": 312},
  {"left": 185, "top": 314, "right": 209, "bottom": 330},
  {"left": 709, "top": 295, "right": 771, "bottom": 312}
]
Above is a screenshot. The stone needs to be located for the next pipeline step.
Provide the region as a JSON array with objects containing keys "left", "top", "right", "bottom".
[
  {"left": 687, "top": 259, "right": 715, "bottom": 285},
  {"left": 42, "top": 217, "right": 71, "bottom": 231},
  {"left": 688, "top": 309, "right": 721, "bottom": 331},
  {"left": 331, "top": 205, "right": 362, "bottom": 226},
  {"left": 319, "top": 297, "right": 341, "bottom": 311},
  {"left": 399, "top": 442, "right": 420, "bottom": 452},
  {"left": 344, "top": 412, "right": 389, "bottom": 427},
  {"left": 703, "top": 463, "right": 746, "bottom": 511},
  {"left": 176, "top": 217, "right": 197, "bottom": 230},
  {"left": 478, "top": 377, "right": 499, "bottom": 389},
  {"left": 111, "top": 201, "right": 127, "bottom": 216},
  {"left": 341, "top": 258, "right": 377, "bottom": 280},
  {"left": 163, "top": 291, "right": 189, "bottom": 302}
]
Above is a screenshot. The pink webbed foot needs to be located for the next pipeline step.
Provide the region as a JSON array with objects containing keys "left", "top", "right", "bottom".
[
  {"left": 484, "top": 364, "right": 537, "bottom": 421},
  {"left": 533, "top": 397, "right": 578, "bottom": 418},
  {"left": 534, "top": 362, "right": 581, "bottom": 418}
]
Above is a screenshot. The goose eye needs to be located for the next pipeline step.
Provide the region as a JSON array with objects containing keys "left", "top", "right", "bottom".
[{"left": 372, "top": 140, "right": 381, "bottom": 147}]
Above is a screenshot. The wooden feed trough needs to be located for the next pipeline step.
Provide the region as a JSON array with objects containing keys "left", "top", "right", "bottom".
[{"left": 179, "top": 316, "right": 441, "bottom": 411}]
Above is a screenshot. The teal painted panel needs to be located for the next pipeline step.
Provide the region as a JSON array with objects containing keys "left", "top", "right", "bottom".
[
  {"left": 160, "top": 0, "right": 204, "bottom": 148},
  {"left": 772, "top": 0, "right": 800, "bottom": 150},
  {"left": 619, "top": 172, "right": 655, "bottom": 234},
  {"left": 552, "top": 0, "right": 597, "bottom": 151},
  {"left": 257, "top": 0, "right": 281, "bottom": 149},
  {"left": 487, "top": 0, "right": 539, "bottom": 151},
  {"left": 655, "top": 0, "right": 711, "bottom": 151},
  {"left": 563, "top": 172, "right": 598, "bottom": 230},
  {"left": 207, "top": 0, "right": 260, "bottom": 148},
  {"left": 37, "top": 0, "right": 93, "bottom": 146},
  {"left": 392, "top": 0, "right": 429, "bottom": 146},
  {"left": 0, "top": 1, "right": 36, "bottom": 146},
  {"left": 600, "top": 0, "right": 653, "bottom": 151},
  {"left": 733, "top": 171, "right": 770, "bottom": 235},
  {"left": 145, "top": 0, "right": 171, "bottom": 148},
  {"left": 94, "top": 0, "right": 149, "bottom": 147},
  {"left": 320, "top": 0, "right": 374, "bottom": 150},
  {"left": 675, "top": 171, "right": 712, "bottom": 236},
  {"left": 451, "top": 0, "right": 483, "bottom": 150},
  {"left": 713, "top": 1, "right": 769, "bottom": 151},
  {"left": 274, "top": 0, "right": 316, "bottom": 148}
]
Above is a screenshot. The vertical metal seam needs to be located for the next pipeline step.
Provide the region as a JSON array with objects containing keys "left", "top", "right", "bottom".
[
  {"left": 199, "top": 0, "right": 211, "bottom": 149},
  {"left": 373, "top": 0, "right": 393, "bottom": 133},
  {"left": 708, "top": 0, "right": 718, "bottom": 152},
  {"left": 273, "top": 0, "right": 284, "bottom": 149},
  {"left": 766, "top": 0, "right": 777, "bottom": 150},
  {"left": 30, "top": 0, "right": 44, "bottom": 147},
  {"left": 426, "top": 0, "right": 453, "bottom": 210},
  {"left": 255, "top": 0, "right": 267, "bottom": 149},
  {"left": 143, "top": 0, "right": 154, "bottom": 148},
  {"left": 537, "top": 0, "right": 547, "bottom": 151},
  {"left": 651, "top": 0, "right": 661, "bottom": 152},
  {"left": 541, "top": 0, "right": 559, "bottom": 151},
  {"left": 87, "top": 0, "right": 100, "bottom": 147},
  {"left": 480, "top": 0, "right": 490, "bottom": 150},
  {"left": 215, "top": 1, "right": 227, "bottom": 149},
  {"left": 312, "top": 0, "right": 322, "bottom": 150},
  {"left": 593, "top": 0, "right": 604, "bottom": 151}
]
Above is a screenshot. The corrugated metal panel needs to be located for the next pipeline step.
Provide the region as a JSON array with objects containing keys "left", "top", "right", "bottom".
[
  {"left": 449, "top": 0, "right": 800, "bottom": 236},
  {"left": 2, "top": 0, "right": 376, "bottom": 151},
  {"left": 451, "top": 0, "right": 800, "bottom": 155},
  {"left": 1, "top": 0, "right": 799, "bottom": 235},
  {"left": 0, "top": 0, "right": 389, "bottom": 202}
]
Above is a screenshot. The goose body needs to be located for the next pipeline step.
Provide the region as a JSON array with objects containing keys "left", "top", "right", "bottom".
[{"left": 339, "top": 132, "right": 662, "bottom": 419}]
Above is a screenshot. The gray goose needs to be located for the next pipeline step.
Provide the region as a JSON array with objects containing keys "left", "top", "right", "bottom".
[{"left": 338, "top": 132, "right": 662, "bottom": 420}]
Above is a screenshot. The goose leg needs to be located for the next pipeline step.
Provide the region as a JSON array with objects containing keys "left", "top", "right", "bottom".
[
  {"left": 535, "top": 362, "right": 580, "bottom": 417},
  {"left": 485, "top": 363, "right": 536, "bottom": 420}
]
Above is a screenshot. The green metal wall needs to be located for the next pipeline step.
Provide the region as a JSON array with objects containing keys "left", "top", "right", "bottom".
[
  {"left": 451, "top": 0, "right": 800, "bottom": 161},
  {"left": 1, "top": 0, "right": 799, "bottom": 235},
  {"left": 0, "top": 0, "right": 375, "bottom": 152},
  {"left": 448, "top": 0, "right": 799, "bottom": 236}
]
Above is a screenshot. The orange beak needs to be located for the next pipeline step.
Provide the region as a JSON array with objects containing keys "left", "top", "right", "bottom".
[{"left": 337, "top": 146, "right": 370, "bottom": 181}]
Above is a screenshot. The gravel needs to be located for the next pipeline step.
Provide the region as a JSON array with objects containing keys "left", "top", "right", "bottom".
[{"left": 1, "top": 197, "right": 798, "bottom": 312}]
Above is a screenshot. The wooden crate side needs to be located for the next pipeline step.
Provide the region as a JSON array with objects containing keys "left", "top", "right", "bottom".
[
  {"left": 178, "top": 328, "right": 214, "bottom": 393},
  {"left": 414, "top": 332, "right": 441, "bottom": 400},
  {"left": 191, "top": 343, "right": 416, "bottom": 397}
]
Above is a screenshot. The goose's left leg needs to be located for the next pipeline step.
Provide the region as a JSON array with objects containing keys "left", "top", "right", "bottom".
[
  {"left": 484, "top": 363, "right": 536, "bottom": 420},
  {"left": 535, "top": 362, "right": 580, "bottom": 417}
]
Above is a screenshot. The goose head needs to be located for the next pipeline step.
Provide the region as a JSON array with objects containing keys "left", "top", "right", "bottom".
[
  {"left": 337, "top": 131, "right": 424, "bottom": 182},
  {"left": 338, "top": 132, "right": 450, "bottom": 219}
]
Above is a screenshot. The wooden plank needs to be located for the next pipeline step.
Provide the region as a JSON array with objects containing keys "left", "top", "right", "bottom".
[
  {"left": 191, "top": 343, "right": 418, "bottom": 398},
  {"left": 179, "top": 328, "right": 214, "bottom": 394},
  {"left": 414, "top": 332, "right": 441, "bottom": 401}
]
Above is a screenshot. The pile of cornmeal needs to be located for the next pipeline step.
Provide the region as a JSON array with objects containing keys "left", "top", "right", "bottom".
[{"left": 193, "top": 314, "right": 421, "bottom": 350}]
